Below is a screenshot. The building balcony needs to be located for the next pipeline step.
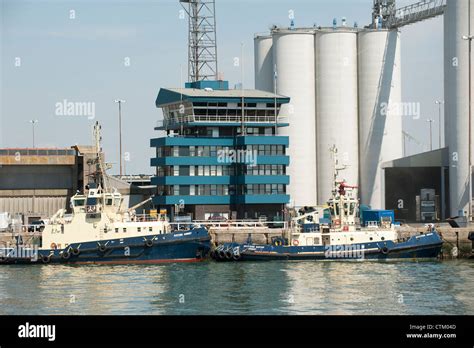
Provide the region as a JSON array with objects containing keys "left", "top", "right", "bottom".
[{"left": 154, "top": 115, "right": 290, "bottom": 130}]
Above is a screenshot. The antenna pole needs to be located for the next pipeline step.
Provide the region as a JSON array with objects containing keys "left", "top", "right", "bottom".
[{"left": 180, "top": 0, "right": 218, "bottom": 82}]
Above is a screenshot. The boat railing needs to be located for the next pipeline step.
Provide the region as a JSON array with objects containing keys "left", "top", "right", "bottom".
[
  {"left": 128, "top": 214, "right": 168, "bottom": 222},
  {"left": 0, "top": 227, "right": 42, "bottom": 247},
  {"left": 191, "top": 219, "right": 288, "bottom": 229}
]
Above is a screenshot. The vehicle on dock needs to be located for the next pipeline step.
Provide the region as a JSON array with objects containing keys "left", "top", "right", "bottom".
[
  {"left": 0, "top": 123, "right": 211, "bottom": 265},
  {"left": 211, "top": 146, "right": 443, "bottom": 262}
]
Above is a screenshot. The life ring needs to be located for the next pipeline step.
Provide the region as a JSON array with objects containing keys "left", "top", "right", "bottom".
[
  {"left": 293, "top": 239, "right": 300, "bottom": 246},
  {"left": 144, "top": 239, "right": 154, "bottom": 248},
  {"left": 232, "top": 253, "right": 242, "bottom": 261},
  {"left": 71, "top": 248, "right": 80, "bottom": 256},
  {"left": 41, "top": 255, "right": 51, "bottom": 264},
  {"left": 380, "top": 246, "right": 389, "bottom": 255},
  {"left": 50, "top": 243, "right": 57, "bottom": 250},
  {"left": 333, "top": 219, "right": 341, "bottom": 226},
  {"left": 224, "top": 250, "right": 233, "bottom": 260}
]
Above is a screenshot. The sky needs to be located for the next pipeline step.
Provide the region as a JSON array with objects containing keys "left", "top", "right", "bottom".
[{"left": 0, "top": 0, "right": 444, "bottom": 174}]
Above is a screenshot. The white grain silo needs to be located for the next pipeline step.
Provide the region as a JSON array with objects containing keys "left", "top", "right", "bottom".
[
  {"left": 315, "top": 29, "right": 359, "bottom": 204},
  {"left": 358, "top": 29, "right": 402, "bottom": 209},
  {"left": 254, "top": 35, "right": 274, "bottom": 92},
  {"left": 272, "top": 29, "right": 318, "bottom": 207},
  {"left": 444, "top": 0, "right": 474, "bottom": 217}
]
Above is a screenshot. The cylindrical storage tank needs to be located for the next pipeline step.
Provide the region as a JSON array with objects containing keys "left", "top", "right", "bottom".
[
  {"left": 358, "top": 29, "right": 402, "bottom": 209},
  {"left": 254, "top": 35, "right": 274, "bottom": 92},
  {"left": 272, "top": 29, "right": 317, "bottom": 207},
  {"left": 444, "top": 0, "right": 474, "bottom": 216},
  {"left": 316, "top": 29, "right": 359, "bottom": 204}
]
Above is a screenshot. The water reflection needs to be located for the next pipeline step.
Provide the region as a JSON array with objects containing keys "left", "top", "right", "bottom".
[{"left": 0, "top": 260, "right": 472, "bottom": 315}]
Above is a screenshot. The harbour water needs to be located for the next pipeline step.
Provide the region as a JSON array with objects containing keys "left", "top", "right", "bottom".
[{"left": 0, "top": 260, "right": 473, "bottom": 315}]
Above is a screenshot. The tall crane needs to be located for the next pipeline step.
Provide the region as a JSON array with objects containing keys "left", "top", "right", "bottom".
[{"left": 179, "top": 0, "right": 218, "bottom": 82}]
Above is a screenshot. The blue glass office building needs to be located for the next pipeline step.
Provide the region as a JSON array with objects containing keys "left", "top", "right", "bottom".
[{"left": 151, "top": 80, "right": 291, "bottom": 220}]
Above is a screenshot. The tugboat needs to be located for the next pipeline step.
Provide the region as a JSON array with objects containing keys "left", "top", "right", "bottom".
[
  {"left": 212, "top": 146, "right": 443, "bottom": 262},
  {"left": 0, "top": 122, "right": 211, "bottom": 264}
]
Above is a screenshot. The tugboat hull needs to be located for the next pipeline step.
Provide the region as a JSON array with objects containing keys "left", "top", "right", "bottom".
[
  {"left": 0, "top": 228, "right": 211, "bottom": 265},
  {"left": 213, "top": 232, "right": 443, "bottom": 262}
]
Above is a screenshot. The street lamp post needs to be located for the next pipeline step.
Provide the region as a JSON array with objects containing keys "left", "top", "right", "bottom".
[
  {"left": 435, "top": 100, "right": 444, "bottom": 148},
  {"left": 427, "top": 119, "right": 434, "bottom": 151},
  {"left": 29, "top": 120, "right": 38, "bottom": 148},
  {"left": 114, "top": 99, "right": 126, "bottom": 177},
  {"left": 462, "top": 34, "right": 473, "bottom": 221}
]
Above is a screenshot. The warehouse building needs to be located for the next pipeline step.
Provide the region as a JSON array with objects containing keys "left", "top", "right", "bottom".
[{"left": 0, "top": 145, "right": 148, "bottom": 223}]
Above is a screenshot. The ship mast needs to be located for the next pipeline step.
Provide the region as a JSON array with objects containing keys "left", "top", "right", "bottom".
[{"left": 93, "top": 122, "right": 110, "bottom": 193}]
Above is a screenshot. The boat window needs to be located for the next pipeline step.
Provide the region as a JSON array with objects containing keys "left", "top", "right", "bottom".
[
  {"left": 123, "top": 228, "right": 127, "bottom": 233},
  {"left": 86, "top": 197, "right": 97, "bottom": 206},
  {"left": 74, "top": 199, "right": 85, "bottom": 207},
  {"left": 115, "top": 228, "right": 119, "bottom": 233},
  {"left": 137, "top": 227, "right": 141, "bottom": 232},
  {"left": 350, "top": 203, "right": 355, "bottom": 215},
  {"left": 106, "top": 198, "right": 113, "bottom": 206},
  {"left": 149, "top": 227, "right": 153, "bottom": 232},
  {"left": 114, "top": 198, "right": 121, "bottom": 206},
  {"left": 334, "top": 203, "right": 339, "bottom": 216}
]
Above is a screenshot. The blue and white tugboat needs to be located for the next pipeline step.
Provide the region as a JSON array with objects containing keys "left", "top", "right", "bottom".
[
  {"left": 0, "top": 123, "right": 211, "bottom": 265},
  {"left": 213, "top": 147, "right": 443, "bottom": 262}
]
